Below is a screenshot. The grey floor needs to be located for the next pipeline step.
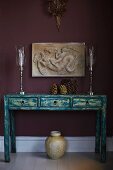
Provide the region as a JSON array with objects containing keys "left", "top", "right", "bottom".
[{"left": 0, "top": 152, "right": 113, "bottom": 170}]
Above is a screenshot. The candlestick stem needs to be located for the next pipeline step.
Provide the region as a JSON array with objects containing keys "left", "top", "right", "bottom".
[
  {"left": 20, "top": 67, "right": 24, "bottom": 95},
  {"left": 89, "top": 68, "right": 93, "bottom": 95}
]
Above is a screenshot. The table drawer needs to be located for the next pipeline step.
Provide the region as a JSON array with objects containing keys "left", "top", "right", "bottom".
[
  {"left": 40, "top": 97, "right": 70, "bottom": 107},
  {"left": 9, "top": 98, "right": 37, "bottom": 107},
  {"left": 73, "top": 98, "right": 102, "bottom": 108}
]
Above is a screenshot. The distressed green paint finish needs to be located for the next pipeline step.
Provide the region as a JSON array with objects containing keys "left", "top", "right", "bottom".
[
  {"left": 4, "top": 96, "right": 10, "bottom": 162},
  {"left": 73, "top": 97, "right": 102, "bottom": 108},
  {"left": 40, "top": 97, "right": 71, "bottom": 107},
  {"left": 10, "top": 111, "right": 16, "bottom": 153},
  {"left": 101, "top": 96, "right": 107, "bottom": 162},
  {"left": 95, "top": 110, "right": 101, "bottom": 153},
  {"left": 9, "top": 98, "right": 37, "bottom": 107},
  {"left": 4, "top": 94, "right": 107, "bottom": 162}
]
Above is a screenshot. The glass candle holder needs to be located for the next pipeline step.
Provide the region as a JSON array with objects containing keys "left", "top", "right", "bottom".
[
  {"left": 86, "top": 45, "right": 95, "bottom": 95},
  {"left": 16, "top": 45, "right": 26, "bottom": 95}
]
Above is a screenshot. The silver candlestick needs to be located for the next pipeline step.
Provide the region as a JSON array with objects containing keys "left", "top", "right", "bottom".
[
  {"left": 16, "top": 45, "right": 26, "bottom": 95},
  {"left": 86, "top": 46, "right": 95, "bottom": 95}
]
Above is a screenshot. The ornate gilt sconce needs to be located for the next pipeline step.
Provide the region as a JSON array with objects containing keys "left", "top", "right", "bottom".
[{"left": 48, "top": 0, "right": 68, "bottom": 31}]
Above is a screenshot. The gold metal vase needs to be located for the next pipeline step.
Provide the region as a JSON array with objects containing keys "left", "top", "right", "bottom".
[{"left": 45, "top": 131, "right": 67, "bottom": 159}]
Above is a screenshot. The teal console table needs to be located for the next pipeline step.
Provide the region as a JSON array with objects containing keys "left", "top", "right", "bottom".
[{"left": 4, "top": 94, "right": 107, "bottom": 162}]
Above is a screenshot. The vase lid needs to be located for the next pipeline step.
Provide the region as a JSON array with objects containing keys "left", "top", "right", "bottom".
[{"left": 50, "top": 131, "right": 61, "bottom": 137}]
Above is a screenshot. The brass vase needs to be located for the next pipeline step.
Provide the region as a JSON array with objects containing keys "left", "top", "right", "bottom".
[{"left": 45, "top": 131, "right": 67, "bottom": 159}]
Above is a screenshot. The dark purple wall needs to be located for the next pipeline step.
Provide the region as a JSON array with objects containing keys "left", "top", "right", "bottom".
[{"left": 0, "top": 0, "right": 113, "bottom": 136}]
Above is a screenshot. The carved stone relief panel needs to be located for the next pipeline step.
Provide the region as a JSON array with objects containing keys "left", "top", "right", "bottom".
[{"left": 32, "top": 43, "right": 85, "bottom": 77}]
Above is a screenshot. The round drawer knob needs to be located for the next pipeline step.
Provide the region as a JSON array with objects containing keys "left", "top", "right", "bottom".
[
  {"left": 53, "top": 101, "right": 57, "bottom": 105},
  {"left": 86, "top": 101, "right": 89, "bottom": 104},
  {"left": 21, "top": 100, "right": 25, "bottom": 105}
]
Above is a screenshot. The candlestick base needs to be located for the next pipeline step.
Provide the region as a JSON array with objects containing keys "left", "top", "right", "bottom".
[
  {"left": 89, "top": 91, "right": 94, "bottom": 95},
  {"left": 20, "top": 91, "right": 25, "bottom": 95}
]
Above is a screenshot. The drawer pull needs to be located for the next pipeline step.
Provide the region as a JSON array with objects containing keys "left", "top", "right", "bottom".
[
  {"left": 53, "top": 101, "right": 57, "bottom": 105},
  {"left": 86, "top": 101, "right": 89, "bottom": 105},
  {"left": 21, "top": 101, "right": 25, "bottom": 105}
]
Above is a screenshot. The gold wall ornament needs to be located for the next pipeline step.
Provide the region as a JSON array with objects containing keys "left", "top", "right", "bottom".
[{"left": 48, "top": 0, "right": 68, "bottom": 31}]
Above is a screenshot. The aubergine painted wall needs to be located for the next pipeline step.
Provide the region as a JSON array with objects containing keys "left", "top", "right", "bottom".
[{"left": 0, "top": 0, "right": 113, "bottom": 136}]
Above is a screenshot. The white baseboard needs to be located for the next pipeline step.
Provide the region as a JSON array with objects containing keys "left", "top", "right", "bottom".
[{"left": 0, "top": 136, "right": 113, "bottom": 152}]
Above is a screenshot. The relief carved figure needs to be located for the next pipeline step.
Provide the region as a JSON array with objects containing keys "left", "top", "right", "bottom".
[{"left": 32, "top": 43, "right": 85, "bottom": 77}]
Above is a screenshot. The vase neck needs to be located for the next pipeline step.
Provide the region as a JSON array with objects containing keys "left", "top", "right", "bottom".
[{"left": 50, "top": 131, "right": 61, "bottom": 137}]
